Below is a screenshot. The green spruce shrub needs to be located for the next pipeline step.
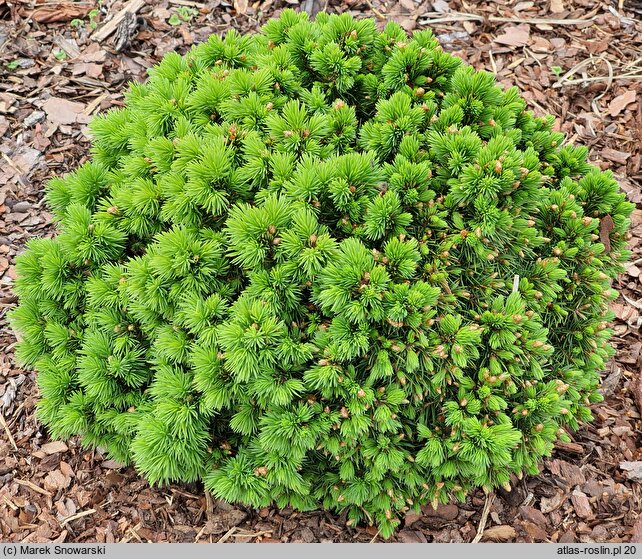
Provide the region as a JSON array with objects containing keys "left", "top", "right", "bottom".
[{"left": 11, "top": 10, "right": 632, "bottom": 536}]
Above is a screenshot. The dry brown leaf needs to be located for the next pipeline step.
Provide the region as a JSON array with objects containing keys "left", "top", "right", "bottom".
[
  {"left": 40, "top": 441, "right": 68, "bottom": 455},
  {"left": 494, "top": 25, "right": 530, "bottom": 48},
  {"left": 27, "top": 3, "right": 94, "bottom": 23},
  {"left": 42, "top": 98, "right": 90, "bottom": 126},
  {"left": 608, "top": 90, "right": 637, "bottom": 118},
  {"left": 483, "top": 525, "right": 516, "bottom": 541}
]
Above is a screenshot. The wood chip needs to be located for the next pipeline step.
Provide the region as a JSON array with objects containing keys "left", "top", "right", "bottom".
[
  {"left": 550, "top": 0, "right": 565, "bottom": 13},
  {"left": 540, "top": 490, "right": 566, "bottom": 513},
  {"left": 80, "top": 43, "right": 108, "bottom": 63},
  {"left": 0, "top": 93, "right": 17, "bottom": 114},
  {"left": 92, "top": 0, "right": 146, "bottom": 42},
  {"left": 2, "top": 495, "right": 18, "bottom": 511},
  {"left": 404, "top": 509, "right": 423, "bottom": 526},
  {"left": 40, "top": 441, "right": 69, "bottom": 455},
  {"left": 217, "top": 526, "right": 237, "bottom": 543},
  {"left": 102, "top": 459, "right": 126, "bottom": 469},
  {"left": 610, "top": 300, "right": 640, "bottom": 327},
  {"left": 522, "top": 520, "right": 548, "bottom": 541},
  {"left": 608, "top": 90, "right": 637, "bottom": 117},
  {"left": 54, "top": 35, "right": 81, "bottom": 59},
  {"left": 634, "top": 366, "right": 642, "bottom": 418},
  {"left": 15, "top": 479, "right": 52, "bottom": 496},
  {"left": 519, "top": 505, "right": 547, "bottom": 528},
  {"left": 632, "top": 515, "right": 642, "bottom": 544},
  {"left": 599, "top": 214, "right": 615, "bottom": 253},
  {"left": 60, "top": 508, "right": 97, "bottom": 527},
  {"left": 0, "top": 410, "right": 17, "bottom": 451},
  {"left": 44, "top": 469, "right": 71, "bottom": 492},
  {"left": 83, "top": 94, "right": 110, "bottom": 116},
  {"left": 570, "top": 489, "right": 593, "bottom": 519},
  {"left": 494, "top": 24, "right": 530, "bottom": 47},
  {"left": 601, "top": 148, "right": 630, "bottom": 165},
  {"left": 432, "top": 0, "right": 451, "bottom": 12},
  {"left": 558, "top": 460, "right": 586, "bottom": 486},
  {"left": 620, "top": 461, "right": 642, "bottom": 482},
  {"left": 42, "top": 98, "right": 90, "bottom": 126},
  {"left": 601, "top": 365, "right": 622, "bottom": 396},
  {"left": 60, "top": 461, "right": 75, "bottom": 478},
  {"left": 234, "top": 0, "right": 248, "bottom": 14},
  {"left": 397, "top": 529, "right": 425, "bottom": 543},
  {"left": 482, "top": 525, "right": 516, "bottom": 541},
  {"left": 423, "top": 503, "right": 459, "bottom": 520}
]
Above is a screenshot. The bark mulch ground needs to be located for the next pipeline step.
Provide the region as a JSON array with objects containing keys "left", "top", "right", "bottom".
[{"left": 1, "top": 0, "right": 642, "bottom": 544}]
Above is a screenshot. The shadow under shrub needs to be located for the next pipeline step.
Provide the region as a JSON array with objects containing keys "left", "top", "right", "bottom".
[{"left": 10, "top": 9, "right": 632, "bottom": 537}]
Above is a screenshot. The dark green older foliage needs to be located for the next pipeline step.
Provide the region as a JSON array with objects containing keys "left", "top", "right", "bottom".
[{"left": 11, "top": 10, "right": 632, "bottom": 537}]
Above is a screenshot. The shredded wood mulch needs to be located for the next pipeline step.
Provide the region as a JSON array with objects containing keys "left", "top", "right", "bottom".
[{"left": 1, "top": 0, "right": 641, "bottom": 544}]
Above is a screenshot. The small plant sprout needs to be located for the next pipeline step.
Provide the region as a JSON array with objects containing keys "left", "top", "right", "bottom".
[{"left": 168, "top": 6, "right": 198, "bottom": 26}]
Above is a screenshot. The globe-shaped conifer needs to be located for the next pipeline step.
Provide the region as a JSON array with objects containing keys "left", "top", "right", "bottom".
[{"left": 11, "top": 10, "right": 632, "bottom": 537}]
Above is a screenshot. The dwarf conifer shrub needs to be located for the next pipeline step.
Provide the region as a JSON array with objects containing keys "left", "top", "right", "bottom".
[{"left": 11, "top": 10, "right": 632, "bottom": 537}]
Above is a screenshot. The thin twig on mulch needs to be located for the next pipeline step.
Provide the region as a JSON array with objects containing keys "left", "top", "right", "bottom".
[{"left": 472, "top": 492, "right": 495, "bottom": 543}]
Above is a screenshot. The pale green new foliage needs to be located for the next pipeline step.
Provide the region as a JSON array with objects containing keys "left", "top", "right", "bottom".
[{"left": 11, "top": 10, "right": 632, "bottom": 538}]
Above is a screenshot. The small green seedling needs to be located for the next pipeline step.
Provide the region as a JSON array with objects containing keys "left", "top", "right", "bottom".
[{"left": 168, "top": 5, "right": 199, "bottom": 26}]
